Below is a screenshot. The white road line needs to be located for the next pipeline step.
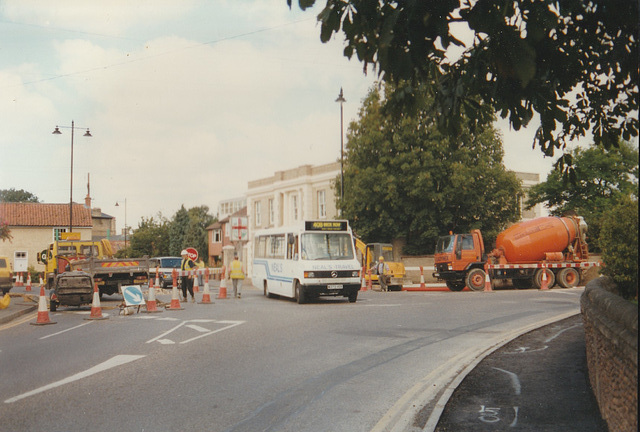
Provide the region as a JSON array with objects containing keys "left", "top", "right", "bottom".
[
  {"left": 146, "top": 321, "right": 186, "bottom": 344},
  {"left": 39, "top": 322, "right": 92, "bottom": 340},
  {"left": 180, "top": 321, "right": 245, "bottom": 344},
  {"left": 492, "top": 367, "right": 522, "bottom": 395},
  {"left": 186, "top": 324, "right": 210, "bottom": 333},
  {"left": 4, "top": 354, "right": 146, "bottom": 404}
]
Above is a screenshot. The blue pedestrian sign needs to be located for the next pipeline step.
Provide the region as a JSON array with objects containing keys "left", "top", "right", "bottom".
[{"left": 122, "top": 285, "right": 145, "bottom": 306}]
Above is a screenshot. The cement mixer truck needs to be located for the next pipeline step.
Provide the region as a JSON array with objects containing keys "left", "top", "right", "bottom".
[{"left": 433, "top": 216, "right": 601, "bottom": 291}]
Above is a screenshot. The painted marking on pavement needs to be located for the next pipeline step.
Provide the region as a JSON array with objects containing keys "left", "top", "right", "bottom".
[
  {"left": 4, "top": 354, "right": 146, "bottom": 404},
  {"left": 39, "top": 322, "right": 92, "bottom": 340},
  {"left": 545, "top": 323, "right": 581, "bottom": 343},
  {"left": 492, "top": 367, "right": 521, "bottom": 395},
  {"left": 145, "top": 319, "right": 245, "bottom": 345}
]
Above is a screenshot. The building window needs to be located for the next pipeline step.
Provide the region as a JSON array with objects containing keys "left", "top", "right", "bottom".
[
  {"left": 269, "top": 198, "right": 274, "bottom": 225},
  {"left": 317, "top": 190, "right": 326, "bottom": 218},
  {"left": 53, "top": 227, "right": 68, "bottom": 241},
  {"left": 212, "top": 229, "right": 221, "bottom": 243},
  {"left": 291, "top": 195, "right": 298, "bottom": 221},
  {"left": 255, "top": 201, "right": 262, "bottom": 226}
]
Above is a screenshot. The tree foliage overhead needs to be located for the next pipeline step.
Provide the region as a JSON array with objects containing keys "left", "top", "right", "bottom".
[
  {"left": 339, "top": 83, "right": 522, "bottom": 254},
  {"left": 526, "top": 141, "right": 639, "bottom": 251},
  {"left": 0, "top": 188, "right": 40, "bottom": 203},
  {"left": 289, "top": 0, "right": 638, "bottom": 168}
]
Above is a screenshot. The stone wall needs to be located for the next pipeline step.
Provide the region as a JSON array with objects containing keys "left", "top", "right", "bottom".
[{"left": 581, "top": 277, "right": 638, "bottom": 432}]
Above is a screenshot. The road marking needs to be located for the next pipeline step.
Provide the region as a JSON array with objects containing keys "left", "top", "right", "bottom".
[
  {"left": 4, "top": 354, "right": 146, "bottom": 404},
  {"left": 492, "top": 367, "right": 521, "bottom": 395},
  {"left": 145, "top": 319, "right": 245, "bottom": 345},
  {"left": 545, "top": 323, "right": 581, "bottom": 343},
  {"left": 186, "top": 324, "right": 210, "bottom": 333},
  {"left": 0, "top": 312, "right": 36, "bottom": 331},
  {"left": 39, "top": 322, "right": 92, "bottom": 340}
]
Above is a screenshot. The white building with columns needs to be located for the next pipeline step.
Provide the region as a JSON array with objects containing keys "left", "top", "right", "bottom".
[{"left": 246, "top": 162, "right": 340, "bottom": 231}]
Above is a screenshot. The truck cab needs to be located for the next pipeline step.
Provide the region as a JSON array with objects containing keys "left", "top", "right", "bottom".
[
  {"left": 434, "top": 229, "right": 486, "bottom": 291},
  {"left": 38, "top": 239, "right": 112, "bottom": 288}
]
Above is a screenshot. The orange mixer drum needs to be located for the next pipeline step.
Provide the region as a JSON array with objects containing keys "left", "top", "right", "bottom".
[{"left": 496, "top": 217, "right": 579, "bottom": 263}]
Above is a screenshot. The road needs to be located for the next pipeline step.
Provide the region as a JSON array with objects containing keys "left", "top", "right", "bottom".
[{"left": 0, "top": 285, "right": 584, "bottom": 432}]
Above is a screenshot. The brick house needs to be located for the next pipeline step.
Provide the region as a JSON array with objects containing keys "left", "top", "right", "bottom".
[{"left": 206, "top": 206, "right": 247, "bottom": 267}]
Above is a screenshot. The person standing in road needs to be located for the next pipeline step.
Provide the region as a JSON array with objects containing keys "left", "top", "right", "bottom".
[
  {"left": 229, "top": 253, "right": 245, "bottom": 299},
  {"left": 180, "top": 250, "right": 197, "bottom": 302},
  {"left": 375, "top": 256, "right": 390, "bottom": 292}
]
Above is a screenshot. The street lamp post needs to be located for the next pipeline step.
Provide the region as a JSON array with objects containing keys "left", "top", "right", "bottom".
[
  {"left": 115, "top": 199, "right": 128, "bottom": 251},
  {"left": 335, "top": 88, "right": 346, "bottom": 213},
  {"left": 52, "top": 121, "right": 92, "bottom": 233}
]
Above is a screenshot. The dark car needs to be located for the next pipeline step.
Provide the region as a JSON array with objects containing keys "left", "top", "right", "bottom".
[{"left": 50, "top": 271, "right": 94, "bottom": 312}]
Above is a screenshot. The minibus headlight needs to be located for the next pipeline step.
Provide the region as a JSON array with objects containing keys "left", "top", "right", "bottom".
[
  {"left": 304, "top": 271, "right": 315, "bottom": 278},
  {"left": 352, "top": 271, "right": 360, "bottom": 277}
]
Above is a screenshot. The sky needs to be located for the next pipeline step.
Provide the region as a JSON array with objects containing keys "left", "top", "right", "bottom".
[{"left": 1, "top": 0, "right": 561, "bottom": 232}]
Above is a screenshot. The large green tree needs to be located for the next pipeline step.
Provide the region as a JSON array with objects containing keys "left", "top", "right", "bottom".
[
  {"left": 129, "top": 215, "right": 171, "bottom": 258},
  {"left": 526, "top": 141, "right": 638, "bottom": 251},
  {"left": 0, "top": 188, "right": 39, "bottom": 202},
  {"left": 289, "top": 0, "right": 638, "bottom": 170},
  {"left": 340, "top": 83, "right": 521, "bottom": 254},
  {"left": 168, "top": 205, "right": 216, "bottom": 260}
]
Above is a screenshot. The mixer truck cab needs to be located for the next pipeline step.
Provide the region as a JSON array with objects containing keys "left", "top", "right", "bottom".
[{"left": 434, "top": 229, "right": 487, "bottom": 291}]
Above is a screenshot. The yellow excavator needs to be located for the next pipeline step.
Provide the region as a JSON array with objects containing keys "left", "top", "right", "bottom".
[{"left": 354, "top": 238, "right": 408, "bottom": 291}]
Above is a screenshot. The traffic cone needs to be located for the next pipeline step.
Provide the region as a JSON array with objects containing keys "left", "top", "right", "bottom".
[
  {"left": 85, "top": 283, "right": 108, "bottom": 320},
  {"left": 30, "top": 286, "right": 56, "bottom": 326},
  {"left": 25, "top": 274, "right": 32, "bottom": 292},
  {"left": 17, "top": 273, "right": 23, "bottom": 287},
  {"left": 419, "top": 266, "right": 426, "bottom": 289},
  {"left": 367, "top": 269, "right": 373, "bottom": 291},
  {"left": 539, "top": 265, "right": 550, "bottom": 291},
  {"left": 484, "top": 266, "right": 493, "bottom": 292},
  {"left": 193, "top": 270, "right": 200, "bottom": 293},
  {"left": 199, "top": 268, "right": 214, "bottom": 304},
  {"left": 167, "top": 269, "right": 184, "bottom": 310},
  {"left": 217, "top": 266, "right": 228, "bottom": 299},
  {"left": 144, "top": 275, "right": 162, "bottom": 313},
  {"left": 360, "top": 267, "right": 368, "bottom": 291}
]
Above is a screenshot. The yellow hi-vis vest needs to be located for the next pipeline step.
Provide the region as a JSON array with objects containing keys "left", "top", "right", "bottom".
[{"left": 230, "top": 260, "right": 244, "bottom": 279}]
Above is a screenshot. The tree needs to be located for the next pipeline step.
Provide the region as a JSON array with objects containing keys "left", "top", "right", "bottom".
[
  {"left": 599, "top": 196, "right": 638, "bottom": 300},
  {"left": 339, "top": 83, "right": 522, "bottom": 254},
  {"left": 526, "top": 141, "right": 638, "bottom": 251},
  {"left": 289, "top": 0, "right": 638, "bottom": 170},
  {"left": 0, "top": 188, "right": 39, "bottom": 203},
  {"left": 129, "top": 215, "right": 171, "bottom": 258},
  {"left": 168, "top": 205, "right": 216, "bottom": 260}
]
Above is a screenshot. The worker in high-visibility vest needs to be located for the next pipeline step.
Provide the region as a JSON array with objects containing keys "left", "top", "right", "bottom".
[{"left": 229, "top": 253, "right": 245, "bottom": 299}]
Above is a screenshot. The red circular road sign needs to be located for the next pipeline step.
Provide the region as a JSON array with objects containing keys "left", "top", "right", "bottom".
[{"left": 185, "top": 247, "right": 198, "bottom": 261}]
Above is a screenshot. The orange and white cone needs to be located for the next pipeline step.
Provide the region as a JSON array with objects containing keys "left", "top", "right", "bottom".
[
  {"left": 419, "top": 266, "right": 426, "bottom": 289},
  {"left": 144, "top": 275, "right": 162, "bottom": 313},
  {"left": 199, "top": 268, "right": 214, "bottom": 304},
  {"left": 217, "top": 266, "right": 228, "bottom": 299},
  {"left": 85, "top": 283, "right": 108, "bottom": 320},
  {"left": 17, "top": 273, "right": 23, "bottom": 287},
  {"left": 30, "top": 286, "right": 56, "bottom": 326},
  {"left": 25, "top": 274, "right": 32, "bottom": 292},
  {"left": 360, "top": 267, "right": 368, "bottom": 291},
  {"left": 484, "top": 266, "right": 493, "bottom": 292},
  {"left": 539, "top": 265, "right": 550, "bottom": 291},
  {"left": 193, "top": 270, "right": 200, "bottom": 293},
  {"left": 167, "top": 269, "right": 184, "bottom": 310},
  {"left": 367, "top": 269, "right": 373, "bottom": 291}
]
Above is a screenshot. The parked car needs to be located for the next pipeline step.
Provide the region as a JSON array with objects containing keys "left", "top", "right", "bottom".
[
  {"left": 149, "top": 257, "right": 182, "bottom": 288},
  {"left": 0, "top": 256, "right": 13, "bottom": 295}
]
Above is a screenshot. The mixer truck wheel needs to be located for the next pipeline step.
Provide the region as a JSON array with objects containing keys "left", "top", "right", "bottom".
[
  {"left": 557, "top": 268, "right": 580, "bottom": 288},
  {"left": 446, "top": 281, "right": 465, "bottom": 291},
  {"left": 465, "top": 269, "right": 486, "bottom": 291}
]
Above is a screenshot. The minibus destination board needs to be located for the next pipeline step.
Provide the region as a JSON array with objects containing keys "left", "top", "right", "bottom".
[{"left": 305, "top": 221, "right": 348, "bottom": 231}]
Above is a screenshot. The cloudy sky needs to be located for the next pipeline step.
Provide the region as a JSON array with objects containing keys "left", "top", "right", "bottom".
[{"left": 1, "top": 0, "right": 559, "bottom": 232}]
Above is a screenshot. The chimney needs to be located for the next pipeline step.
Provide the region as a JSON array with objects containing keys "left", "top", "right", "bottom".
[{"left": 84, "top": 173, "right": 92, "bottom": 208}]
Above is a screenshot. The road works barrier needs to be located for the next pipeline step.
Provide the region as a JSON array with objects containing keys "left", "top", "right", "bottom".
[
  {"left": 30, "top": 286, "right": 56, "bottom": 326},
  {"left": 85, "top": 283, "right": 108, "bottom": 320}
]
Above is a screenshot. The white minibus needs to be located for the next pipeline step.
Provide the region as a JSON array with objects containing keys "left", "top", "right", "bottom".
[{"left": 252, "top": 220, "right": 361, "bottom": 303}]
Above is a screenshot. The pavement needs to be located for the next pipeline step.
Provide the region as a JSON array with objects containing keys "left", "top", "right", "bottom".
[{"left": 1, "top": 286, "right": 608, "bottom": 431}]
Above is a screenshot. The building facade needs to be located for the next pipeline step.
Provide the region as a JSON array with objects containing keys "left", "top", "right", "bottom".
[
  {"left": 0, "top": 203, "right": 94, "bottom": 272},
  {"left": 246, "top": 162, "right": 340, "bottom": 231}
]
